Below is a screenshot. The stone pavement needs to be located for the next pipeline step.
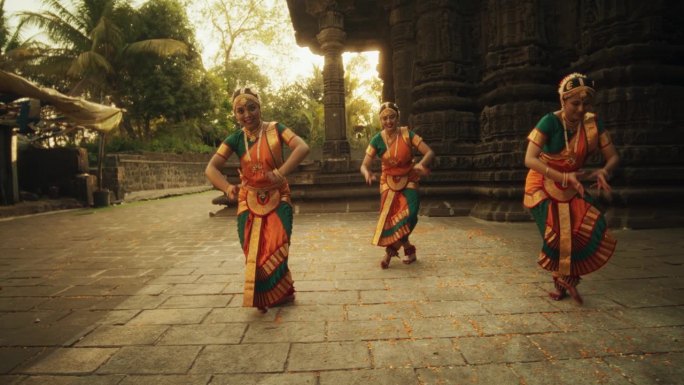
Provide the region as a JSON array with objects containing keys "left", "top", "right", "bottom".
[{"left": 0, "top": 191, "right": 682, "bottom": 385}]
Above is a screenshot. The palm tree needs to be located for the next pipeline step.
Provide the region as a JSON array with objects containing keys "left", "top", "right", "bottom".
[
  {"left": 0, "top": 0, "right": 40, "bottom": 73},
  {"left": 18, "top": 0, "right": 188, "bottom": 109}
]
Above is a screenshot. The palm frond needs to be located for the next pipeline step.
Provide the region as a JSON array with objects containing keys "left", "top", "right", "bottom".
[
  {"left": 80, "top": 0, "right": 116, "bottom": 32},
  {"left": 123, "top": 39, "right": 188, "bottom": 57},
  {"left": 19, "top": 11, "right": 90, "bottom": 50},
  {"left": 40, "top": 0, "right": 87, "bottom": 33},
  {"left": 90, "top": 16, "right": 123, "bottom": 55},
  {"left": 67, "top": 50, "right": 113, "bottom": 77}
]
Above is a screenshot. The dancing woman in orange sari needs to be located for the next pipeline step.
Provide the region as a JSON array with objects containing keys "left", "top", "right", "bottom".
[
  {"left": 361, "top": 102, "right": 435, "bottom": 268},
  {"left": 524, "top": 73, "right": 619, "bottom": 304},
  {"left": 205, "top": 87, "right": 309, "bottom": 312}
]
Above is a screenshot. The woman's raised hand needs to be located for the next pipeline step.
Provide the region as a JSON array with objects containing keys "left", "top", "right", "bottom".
[{"left": 589, "top": 168, "right": 612, "bottom": 196}]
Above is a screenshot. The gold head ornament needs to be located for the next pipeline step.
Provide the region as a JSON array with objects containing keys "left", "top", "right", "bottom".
[
  {"left": 232, "top": 87, "right": 261, "bottom": 107},
  {"left": 558, "top": 73, "right": 596, "bottom": 100},
  {"left": 379, "top": 101, "right": 400, "bottom": 116}
]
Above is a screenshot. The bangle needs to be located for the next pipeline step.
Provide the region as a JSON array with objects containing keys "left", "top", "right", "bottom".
[
  {"left": 561, "top": 172, "right": 568, "bottom": 188},
  {"left": 272, "top": 168, "right": 285, "bottom": 181},
  {"left": 544, "top": 166, "right": 549, "bottom": 177}
]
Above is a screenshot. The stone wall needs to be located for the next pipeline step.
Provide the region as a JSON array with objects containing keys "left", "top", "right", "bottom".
[{"left": 102, "top": 152, "right": 212, "bottom": 201}]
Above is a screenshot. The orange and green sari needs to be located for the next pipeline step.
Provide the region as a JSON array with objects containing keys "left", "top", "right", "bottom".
[
  {"left": 216, "top": 122, "right": 298, "bottom": 309},
  {"left": 524, "top": 112, "right": 617, "bottom": 279},
  {"left": 367, "top": 127, "right": 424, "bottom": 247}
]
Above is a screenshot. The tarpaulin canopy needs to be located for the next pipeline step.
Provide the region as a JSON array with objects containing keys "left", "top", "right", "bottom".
[{"left": 0, "top": 70, "right": 123, "bottom": 133}]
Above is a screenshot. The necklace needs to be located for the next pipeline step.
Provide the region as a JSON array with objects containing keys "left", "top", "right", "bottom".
[
  {"left": 561, "top": 113, "right": 580, "bottom": 165},
  {"left": 385, "top": 128, "right": 400, "bottom": 166},
  {"left": 243, "top": 122, "right": 265, "bottom": 174}
]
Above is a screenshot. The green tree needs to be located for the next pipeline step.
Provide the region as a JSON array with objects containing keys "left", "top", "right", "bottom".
[
  {"left": 0, "top": 0, "right": 7, "bottom": 53},
  {"left": 295, "top": 64, "right": 325, "bottom": 144},
  {"left": 18, "top": 0, "right": 188, "bottom": 117},
  {"left": 0, "top": 0, "right": 40, "bottom": 73},
  {"left": 222, "top": 57, "right": 270, "bottom": 97},
  {"left": 262, "top": 83, "right": 310, "bottom": 139},
  {"left": 344, "top": 53, "right": 381, "bottom": 148},
  {"left": 119, "top": 0, "right": 217, "bottom": 142},
  {"left": 201, "top": 0, "right": 282, "bottom": 69}
]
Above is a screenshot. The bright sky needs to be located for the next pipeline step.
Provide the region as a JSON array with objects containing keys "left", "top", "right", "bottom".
[{"left": 3, "top": 0, "right": 379, "bottom": 90}]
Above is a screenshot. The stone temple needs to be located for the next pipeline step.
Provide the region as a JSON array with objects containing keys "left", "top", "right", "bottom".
[{"left": 286, "top": 0, "right": 684, "bottom": 228}]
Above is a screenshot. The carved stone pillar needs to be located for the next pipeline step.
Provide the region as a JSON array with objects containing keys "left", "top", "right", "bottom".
[
  {"left": 470, "top": 0, "right": 555, "bottom": 221},
  {"left": 573, "top": 0, "right": 684, "bottom": 228},
  {"left": 316, "top": 9, "right": 350, "bottom": 159},
  {"left": 387, "top": 0, "right": 415, "bottom": 126},
  {"left": 411, "top": 0, "right": 477, "bottom": 155}
]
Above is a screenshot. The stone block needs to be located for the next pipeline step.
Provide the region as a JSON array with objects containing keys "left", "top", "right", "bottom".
[
  {"left": 98, "top": 346, "right": 201, "bottom": 374},
  {"left": 75, "top": 325, "right": 168, "bottom": 347},
  {"left": 157, "top": 323, "right": 245, "bottom": 345},
  {"left": 371, "top": 338, "right": 465, "bottom": 368},
  {"left": 415, "top": 364, "right": 521, "bottom": 384},
  {"left": 128, "top": 308, "right": 210, "bottom": 325},
  {"left": 320, "top": 369, "right": 417, "bottom": 385},
  {"left": 17, "top": 348, "right": 118, "bottom": 374},
  {"left": 191, "top": 344, "right": 288, "bottom": 373},
  {"left": 243, "top": 321, "right": 325, "bottom": 343},
  {"left": 211, "top": 373, "right": 316, "bottom": 385},
  {"left": 288, "top": 342, "right": 370, "bottom": 371}
]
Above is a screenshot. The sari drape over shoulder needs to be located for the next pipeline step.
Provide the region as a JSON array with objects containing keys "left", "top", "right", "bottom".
[
  {"left": 216, "top": 122, "right": 296, "bottom": 308},
  {"left": 367, "top": 127, "right": 424, "bottom": 247},
  {"left": 524, "top": 112, "right": 617, "bottom": 276}
]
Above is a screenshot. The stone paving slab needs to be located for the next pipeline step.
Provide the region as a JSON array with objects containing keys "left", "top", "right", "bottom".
[
  {"left": 0, "top": 191, "right": 682, "bottom": 384},
  {"left": 15, "top": 348, "right": 118, "bottom": 374}
]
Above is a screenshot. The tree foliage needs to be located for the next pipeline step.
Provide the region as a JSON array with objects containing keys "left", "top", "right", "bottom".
[
  {"left": 344, "top": 53, "right": 382, "bottom": 148},
  {"left": 17, "top": 0, "right": 188, "bottom": 99},
  {"left": 118, "top": 0, "right": 219, "bottom": 142},
  {"left": 0, "top": 0, "right": 42, "bottom": 73},
  {"left": 200, "top": 0, "right": 283, "bottom": 68}
]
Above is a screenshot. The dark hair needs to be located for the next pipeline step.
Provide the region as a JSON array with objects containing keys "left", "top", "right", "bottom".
[{"left": 379, "top": 101, "right": 399, "bottom": 115}]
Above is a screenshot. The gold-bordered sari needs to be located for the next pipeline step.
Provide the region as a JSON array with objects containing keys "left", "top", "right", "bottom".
[
  {"left": 216, "top": 122, "right": 297, "bottom": 308},
  {"left": 368, "top": 127, "right": 423, "bottom": 247},
  {"left": 524, "top": 112, "right": 617, "bottom": 276}
]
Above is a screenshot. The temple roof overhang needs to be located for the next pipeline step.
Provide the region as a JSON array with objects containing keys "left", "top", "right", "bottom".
[{"left": 286, "top": 0, "right": 387, "bottom": 55}]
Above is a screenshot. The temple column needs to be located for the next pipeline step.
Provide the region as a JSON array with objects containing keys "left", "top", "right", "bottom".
[
  {"left": 573, "top": 0, "right": 684, "bottom": 228},
  {"left": 386, "top": 0, "right": 415, "bottom": 126},
  {"left": 316, "top": 10, "right": 350, "bottom": 159},
  {"left": 470, "top": 0, "right": 555, "bottom": 221},
  {"left": 411, "top": 0, "right": 477, "bottom": 154}
]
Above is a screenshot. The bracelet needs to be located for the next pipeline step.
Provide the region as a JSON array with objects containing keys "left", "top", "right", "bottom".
[
  {"left": 544, "top": 166, "right": 549, "bottom": 177},
  {"left": 272, "top": 168, "right": 285, "bottom": 181},
  {"left": 561, "top": 172, "right": 568, "bottom": 188}
]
